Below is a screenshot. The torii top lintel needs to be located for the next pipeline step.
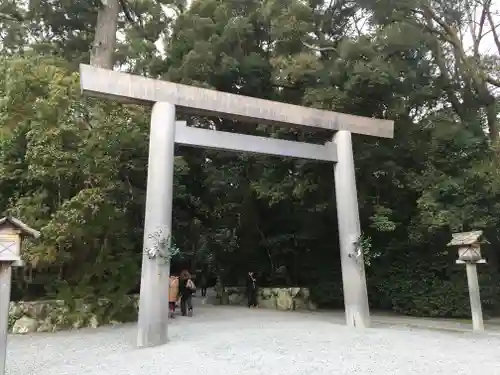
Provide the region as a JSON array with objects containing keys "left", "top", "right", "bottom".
[{"left": 79, "top": 64, "right": 394, "bottom": 138}]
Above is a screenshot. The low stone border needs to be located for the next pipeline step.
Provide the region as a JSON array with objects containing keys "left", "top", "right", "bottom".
[
  {"left": 8, "top": 295, "right": 139, "bottom": 334},
  {"left": 216, "top": 287, "right": 317, "bottom": 310},
  {"left": 9, "top": 287, "right": 316, "bottom": 334}
]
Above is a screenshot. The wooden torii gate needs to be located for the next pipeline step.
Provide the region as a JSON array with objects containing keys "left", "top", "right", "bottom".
[{"left": 79, "top": 64, "right": 394, "bottom": 348}]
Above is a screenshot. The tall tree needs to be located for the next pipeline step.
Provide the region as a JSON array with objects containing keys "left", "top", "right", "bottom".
[
  {"left": 91, "top": 0, "right": 120, "bottom": 68},
  {"left": 356, "top": 0, "right": 500, "bottom": 140}
]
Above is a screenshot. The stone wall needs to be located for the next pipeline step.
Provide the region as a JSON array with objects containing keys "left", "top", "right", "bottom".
[
  {"left": 8, "top": 288, "right": 316, "bottom": 335},
  {"left": 217, "top": 287, "right": 317, "bottom": 311},
  {"left": 8, "top": 295, "right": 139, "bottom": 334}
]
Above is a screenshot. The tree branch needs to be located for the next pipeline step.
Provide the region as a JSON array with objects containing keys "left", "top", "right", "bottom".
[
  {"left": 486, "top": 5, "right": 500, "bottom": 55},
  {"left": 466, "top": 0, "right": 490, "bottom": 58},
  {"left": 419, "top": 6, "right": 463, "bottom": 49},
  {"left": 117, "top": 0, "right": 135, "bottom": 24},
  {"left": 431, "top": 41, "right": 465, "bottom": 120},
  {"left": 301, "top": 40, "right": 336, "bottom": 51},
  {"left": 486, "top": 75, "right": 500, "bottom": 87},
  {"left": 0, "top": 12, "right": 23, "bottom": 22}
]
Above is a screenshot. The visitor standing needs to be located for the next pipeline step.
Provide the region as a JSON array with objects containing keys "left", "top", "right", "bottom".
[
  {"left": 168, "top": 274, "right": 179, "bottom": 318},
  {"left": 246, "top": 271, "right": 258, "bottom": 308},
  {"left": 179, "top": 270, "right": 195, "bottom": 316},
  {"left": 199, "top": 271, "right": 208, "bottom": 297}
]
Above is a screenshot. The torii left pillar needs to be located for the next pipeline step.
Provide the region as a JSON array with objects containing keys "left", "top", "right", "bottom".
[{"left": 137, "top": 102, "right": 176, "bottom": 347}]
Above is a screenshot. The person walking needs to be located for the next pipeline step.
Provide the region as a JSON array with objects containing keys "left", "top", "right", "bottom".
[
  {"left": 168, "top": 274, "right": 179, "bottom": 318},
  {"left": 179, "top": 270, "right": 196, "bottom": 316},
  {"left": 199, "top": 271, "right": 208, "bottom": 297},
  {"left": 246, "top": 271, "right": 258, "bottom": 308}
]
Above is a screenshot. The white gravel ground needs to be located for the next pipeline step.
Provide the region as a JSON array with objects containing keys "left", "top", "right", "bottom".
[{"left": 5, "top": 305, "right": 500, "bottom": 375}]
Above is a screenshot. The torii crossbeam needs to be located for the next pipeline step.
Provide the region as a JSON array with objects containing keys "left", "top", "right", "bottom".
[{"left": 79, "top": 64, "right": 394, "bottom": 348}]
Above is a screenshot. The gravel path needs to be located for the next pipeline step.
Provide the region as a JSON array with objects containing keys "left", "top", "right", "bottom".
[{"left": 5, "top": 305, "right": 500, "bottom": 375}]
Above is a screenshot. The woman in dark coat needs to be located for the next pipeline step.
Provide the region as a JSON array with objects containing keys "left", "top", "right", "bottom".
[
  {"left": 199, "top": 271, "right": 208, "bottom": 297},
  {"left": 179, "top": 270, "right": 195, "bottom": 316},
  {"left": 246, "top": 271, "right": 258, "bottom": 308}
]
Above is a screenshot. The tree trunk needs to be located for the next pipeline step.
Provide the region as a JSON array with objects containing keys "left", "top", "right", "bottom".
[
  {"left": 484, "top": 98, "right": 498, "bottom": 142},
  {"left": 90, "top": 0, "right": 120, "bottom": 69}
]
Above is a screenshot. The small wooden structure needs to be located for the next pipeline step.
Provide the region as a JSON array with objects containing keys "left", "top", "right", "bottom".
[
  {"left": 447, "top": 230, "right": 487, "bottom": 264},
  {"left": 447, "top": 230, "right": 488, "bottom": 332},
  {"left": 0, "top": 217, "right": 40, "bottom": 265},
  {"left": 0, "top": 217, "right": 40, "bottom": 375}
]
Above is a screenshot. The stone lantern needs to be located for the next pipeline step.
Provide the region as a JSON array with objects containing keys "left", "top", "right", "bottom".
[
  {"left": 0, "top": 217, "right": 40, "bottom": 375},
  {"left": 448, "top": 230, "right": 486, "bottom": 263},
  {"left": 447, "top": 230, "right": 488, "bottom": 332}
]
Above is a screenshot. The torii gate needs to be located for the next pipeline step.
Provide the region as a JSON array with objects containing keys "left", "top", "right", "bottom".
[{"left": 79, "top": 64, "right": 394, "bottom": 348}]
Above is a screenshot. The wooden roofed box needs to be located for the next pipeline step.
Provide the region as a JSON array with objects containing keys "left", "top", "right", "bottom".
[
  {"left": 447, "top": 230, "right": 488, "bottom": 262},
  {"left": 0, "top": 217, "right": 40, "bottom": 263}
]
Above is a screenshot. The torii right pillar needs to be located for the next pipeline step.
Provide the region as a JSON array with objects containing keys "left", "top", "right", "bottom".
[{"left": 332, "top": 130, "right": 370, "bottom": 328}]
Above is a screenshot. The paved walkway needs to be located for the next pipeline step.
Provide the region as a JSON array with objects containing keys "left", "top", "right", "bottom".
[
  {"left": 5, "top": 303, "right": 500, "bottom": 375},
  {"left": 315, "top": 309, "right": 500, "bottom": 334}
]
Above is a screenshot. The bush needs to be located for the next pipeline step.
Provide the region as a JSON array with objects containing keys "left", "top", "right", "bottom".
[
  {"left": 309, "top": 280, "right": 344, "bottom": 308},
  {"left": 372, "top": 261, "right": 500, "bottom": 318}
]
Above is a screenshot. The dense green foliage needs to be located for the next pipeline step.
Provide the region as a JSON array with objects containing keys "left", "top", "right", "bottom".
[{"left": 1, "top": 0, "right": 500, "bottom": 318}]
